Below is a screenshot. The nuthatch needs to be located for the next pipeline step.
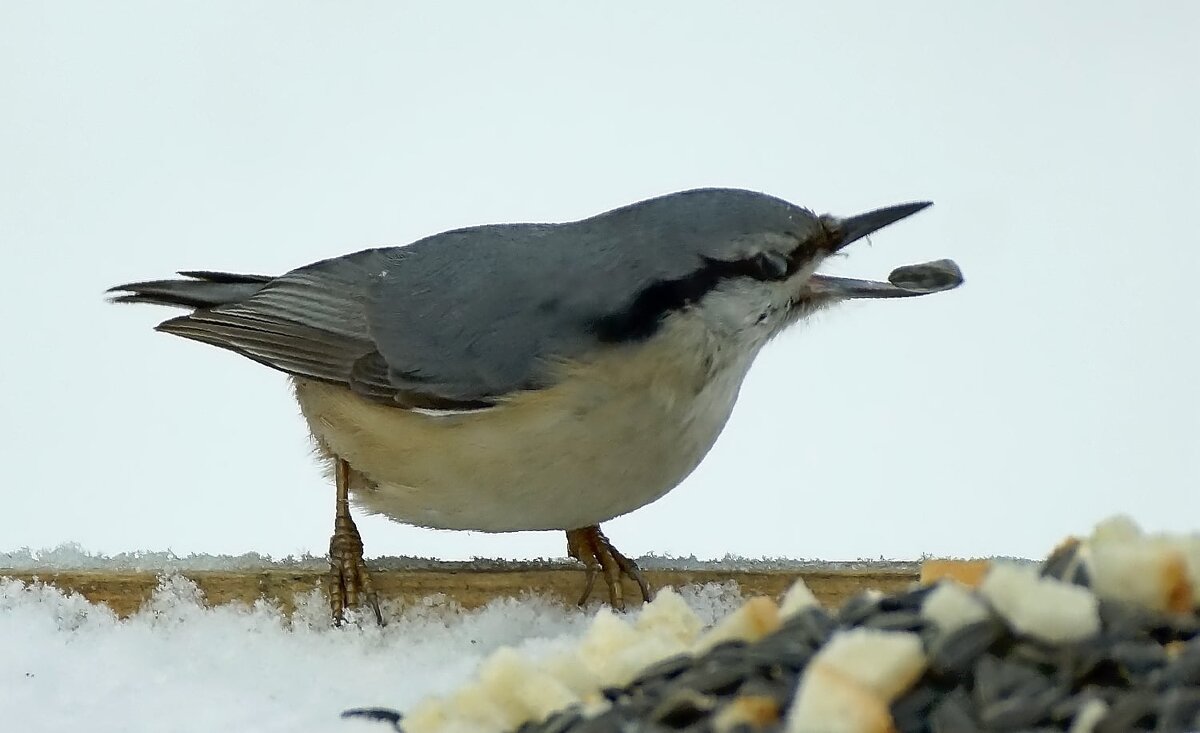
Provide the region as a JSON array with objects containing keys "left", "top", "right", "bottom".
[{"left": 108, "top": 188, "right": 961, "bottom": 621}]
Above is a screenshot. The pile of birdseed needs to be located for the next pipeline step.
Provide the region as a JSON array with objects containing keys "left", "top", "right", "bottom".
[{"left": 345, "top": 516, "right": 1200, "bottom": 733}]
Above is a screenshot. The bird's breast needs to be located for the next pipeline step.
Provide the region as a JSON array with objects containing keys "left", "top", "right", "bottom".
[{"left": 292, "top": 316, "right": 756, "bottom": 532}]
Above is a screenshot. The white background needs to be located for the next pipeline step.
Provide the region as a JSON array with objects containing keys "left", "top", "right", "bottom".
[{"left": 2, "top": 2, "right": 1198, "bottom": 565}]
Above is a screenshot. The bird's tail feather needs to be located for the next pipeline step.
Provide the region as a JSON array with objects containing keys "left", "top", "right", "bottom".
[{"left": 106, "top": 271, "right": 274, "bottom": 310}]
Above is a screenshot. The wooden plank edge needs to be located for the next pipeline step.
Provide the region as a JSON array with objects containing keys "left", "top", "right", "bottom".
[{"left": 0, "top": 566, "right": 932, "bottom": 619}]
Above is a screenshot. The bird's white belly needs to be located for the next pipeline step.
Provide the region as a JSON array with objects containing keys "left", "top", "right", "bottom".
[{"left": 292, "top": 322, "right": 752, "bottom": 532}]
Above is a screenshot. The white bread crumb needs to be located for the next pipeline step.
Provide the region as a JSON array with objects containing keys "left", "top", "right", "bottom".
[
  {"left": 1089, "top": 514, "right": 1143, "bottom": 544},
  {"left": 808, "top": 628, "right": 926, "bottom": 702},
  {"left": 634, "top": 586, "right": 704, "bottom": 645},
  {"left": 1087, "top": 540, "right": 1192, "bottom": 613},
  {"left": 921, "top": 581, "right": 990, "bottom": 635},
  {"left": 779, "top": 578, "right": 821, "bottom": 617},
  {"left": 786, "top": 661, "right": 896, "bottom": 733},
  {"left": 979, "top": 563, "right": 1100, "bottom": 643},
  {"left": 692, "top": 596, "right": 781, "bottom": 653},
  {"left": 578, "top": 608, "right": 688, "bottom": 687},
  {"left": 1066, "top": 696, "right": 1108, "bottom": 733}
]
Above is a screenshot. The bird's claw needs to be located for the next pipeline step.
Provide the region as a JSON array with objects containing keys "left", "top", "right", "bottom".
[
  {"left": 566, "top": 525, "right": 652, "bottom": 611},
  {"left": 328, "top": 510, "right": 384, "bottom": 626}
]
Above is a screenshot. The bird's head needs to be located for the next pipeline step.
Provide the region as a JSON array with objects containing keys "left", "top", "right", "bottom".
[{"left": 588, "top": 188, "right": 960, "bottom": 351}]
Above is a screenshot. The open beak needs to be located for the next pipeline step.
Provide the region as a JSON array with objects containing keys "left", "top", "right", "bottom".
[
  {"left": 823, "top": 201, "right": 933, "bottom": 253},
  {"left": 805, "top": 258, "right": 964, "bottom": 300},
  {"left": 809, "top": 201, "right": 960, "bottom": 300}
]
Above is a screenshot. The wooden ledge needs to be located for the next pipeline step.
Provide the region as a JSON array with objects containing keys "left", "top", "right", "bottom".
[{"left": 0, "top": 564, "right": 930, "bottom": 618}]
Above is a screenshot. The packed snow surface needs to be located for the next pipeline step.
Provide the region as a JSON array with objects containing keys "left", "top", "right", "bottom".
[
  {"left": 2, "top": 547, "right": 1023, "bottom": 732},
  {"left": 0, "top": 568, "right": 749, "bottom": 733}
]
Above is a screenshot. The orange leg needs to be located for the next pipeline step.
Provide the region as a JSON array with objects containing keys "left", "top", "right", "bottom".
[
  {"left": 328, "top": 458, "right": 384, "bottom": 625},
  {"left": 566, "top": 525, "right": 652, "bottom": 611}
]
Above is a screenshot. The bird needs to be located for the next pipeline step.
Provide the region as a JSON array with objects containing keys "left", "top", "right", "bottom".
[{"left": 107, "top": 187, "right": 961, "bottom": 622}]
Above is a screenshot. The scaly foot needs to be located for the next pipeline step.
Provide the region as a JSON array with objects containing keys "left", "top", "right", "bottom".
[
  {"left": 328, "top": 459, "right": 384, "bottom": 625},
  {"left": 566, "top": 525, "right": 652, "bottom": 610}
]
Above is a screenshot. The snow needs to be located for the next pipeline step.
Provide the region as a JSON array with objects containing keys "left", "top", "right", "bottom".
[
  {"left": 0, "top": 570, "right": 748, "bottom": 733},
  {"left": 0, "top": 544, "right": 930, "bottom": 573},
  {"left": 0, "top": 544, "right": 329, "bottom": 572},
  {"left": 0, "top": 546, "right": 1023, "bottom": 732}
]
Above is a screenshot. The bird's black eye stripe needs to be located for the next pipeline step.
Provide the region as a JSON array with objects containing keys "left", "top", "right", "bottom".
[{"left": 589, "top": 248, "right": 803, "bottom": 343}]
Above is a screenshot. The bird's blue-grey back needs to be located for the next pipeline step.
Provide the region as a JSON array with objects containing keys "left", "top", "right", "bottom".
[
  {"left": 363, "top": 189, "right": 815, "bottom": 401},
  {"left": 111, "top": 188, "right": 819, "bottom": 408}
]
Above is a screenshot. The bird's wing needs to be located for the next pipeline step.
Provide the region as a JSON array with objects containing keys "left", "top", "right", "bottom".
[
  {"left": 156, "top": 248, "right": 488, "bottom": 410},
  {"left": 161, "top": 213, "right": 739, "bottom": 408},
  {"left": 360, "top": 221, "right": 724, "bottom": 404}
]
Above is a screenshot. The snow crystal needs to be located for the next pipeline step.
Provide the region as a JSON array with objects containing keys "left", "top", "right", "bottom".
[
  {"left": 0, "top": 544, "right": 329, "bottom": 572},
  {"left": 0, "top": 544, "right": 930, "bottom": 573},
  {"left": 0, "top": 573, "right": 747, "bottom": 733}
]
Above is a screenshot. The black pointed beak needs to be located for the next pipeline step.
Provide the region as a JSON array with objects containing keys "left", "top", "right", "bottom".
[{"left": 824, "top": 201, "right": 932, "bottom": 252}]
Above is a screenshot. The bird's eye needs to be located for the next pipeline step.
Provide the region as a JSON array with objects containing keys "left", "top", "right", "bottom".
[{"left": 753, "top": 251, "right": 789, "bottom": 280}]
